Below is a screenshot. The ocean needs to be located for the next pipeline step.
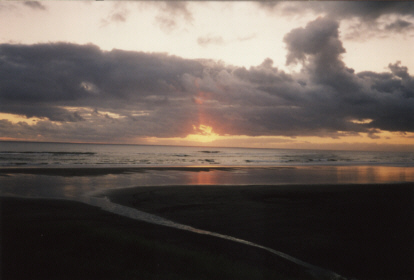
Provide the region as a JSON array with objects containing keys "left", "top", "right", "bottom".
[
  {"left": 1, "top": 141, "right": 413, "bottom": 167},
  {"left": 0, "top": 141, "right": 413, "bottom": 198}
]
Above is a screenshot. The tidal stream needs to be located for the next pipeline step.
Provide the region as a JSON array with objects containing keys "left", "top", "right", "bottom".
[{"left": 79, "top": 195, "right": 349, "bottom": 280}]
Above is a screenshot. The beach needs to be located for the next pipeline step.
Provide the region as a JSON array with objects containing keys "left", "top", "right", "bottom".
[
  {"left": 2, "top": 177, "right": 413, "bottom": 279},
  {"left": 1, "top": 197, "right": 318, "bottom": 280},
  {"left": 1, "top": 146, "right": 414, "bottom": 280}
]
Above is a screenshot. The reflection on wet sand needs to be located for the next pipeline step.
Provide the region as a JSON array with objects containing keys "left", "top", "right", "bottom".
[
  {"left": 335, "top": 166, "right": 414, "bottom": 184},
  {"left": 1, "top": 166, "right": 413, "bottom": 199},
  {"left": 184, "top": 166, "right": 414, "bottom": 186},
  {"left": 189, "top": 169, "right": 222, "bottom": 185}
]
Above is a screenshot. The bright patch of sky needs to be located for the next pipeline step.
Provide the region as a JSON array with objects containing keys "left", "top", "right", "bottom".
[{"left": 1, "top": 1, "right": 412, "bottom": 73}]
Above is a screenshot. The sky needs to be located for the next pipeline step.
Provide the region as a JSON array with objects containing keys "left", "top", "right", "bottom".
[{"left": 0, "top": 1, "right": 414, "bottom": 151}]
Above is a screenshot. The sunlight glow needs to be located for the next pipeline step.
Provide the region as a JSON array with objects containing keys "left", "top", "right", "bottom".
[
  {"left": 350, "top": 119, "right": 373, "bottom": 124},
  {"left": 186, "top": 125, "right": 219, "bottom": 143},
  {"left": 0, "top": 113, "right": 43, "bottom": 125},
  {"left": 80, "top": 81, "right": 99, "bottom": 95},
  {"left": 138, "top": 130, "right": 414, "bottom": 151}
]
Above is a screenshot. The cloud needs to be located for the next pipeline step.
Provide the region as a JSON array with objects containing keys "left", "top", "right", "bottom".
[
  {"left": 385, "top": 19, "right": 413, "bottom": 32},
  {"left": 0, "top": 104, "right": 84, "bottom": 122},
  {"left": 280, "top": 17, "right": 414, "bottom": 134},
  {"left": 152, "top": 1, "right": 194, "bottom": 33},
  {"left": 0, "top": 1, "right": 46, "bottom": 13},
  {"left": 1, "top": 16, "right": 413, "bottom": 143},
  {"left": 259, "top": 2, "right": 414, "bottom": 40},
  {"left": 163, "top": 1, "right": 193, "bottom": 22},
  {"left": 284, "top": 17, "right": 345, "bottom": 66},
  {"left": 197, "top": 33, "right": 256, "bottom": 47},
  {"left": 0, "top": 42, "right": 204, "bottom": 140},
  {"left": 237, "top": 34, "right": 257, "bottom": 42},
  {"left": 99, "top": 1, "right": 193, "bottom": 32},
  {"left": 23, "top": 1, "right": 46, "bottom": 11},
  {"left": 260, "top": 2, "right": 414, "bottom": 20},
  {"left": 197, "top": 35, "right": 224, "bottom": 47},
  {"left": 113, "top": 12, "right": 127, "bottom": 22},
  {"left": 100, "top": 3, "right": 130, "bottom": 27},
  {"left": 329, "top": 2, "right": 414, "bottom": 20}
]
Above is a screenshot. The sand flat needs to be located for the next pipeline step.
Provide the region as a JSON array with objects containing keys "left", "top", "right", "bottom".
[
  {"left": 107, "top": 183, "right": 414, "bottom": 280},
  {"left": 1, "top": 196, "right": 317, "bottom": 280}
]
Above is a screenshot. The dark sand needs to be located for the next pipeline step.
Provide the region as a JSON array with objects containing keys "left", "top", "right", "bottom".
[
  {"left": 1, "top": 197, "right": 317, "bottom": 280},
  {"left": 1, "top": 178, "right": 413, "bottom": 280},
  {"left": 107, "top": 183, "right": 414, "bottom": 280}
]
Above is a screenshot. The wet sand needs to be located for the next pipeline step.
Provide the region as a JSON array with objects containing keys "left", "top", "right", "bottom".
[
  {"left": 1, "top": 197, "right": 318, "bottom": 280},
  {"left": 1, "top": 165, "right": 413, "bottom": 279},
  {"left": 107, "top": 183, "right": 414, "bottom": 280}
]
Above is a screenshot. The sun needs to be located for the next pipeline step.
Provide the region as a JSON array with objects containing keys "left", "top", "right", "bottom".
[
  {"left": 140, "top": 124, "right": 222, "bottom": 145},
  {"left": 185, "top": 125, "right": 219, "bottom": 143}
]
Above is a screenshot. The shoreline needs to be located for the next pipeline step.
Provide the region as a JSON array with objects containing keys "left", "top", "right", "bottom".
[{"left": 1, "top": 165, "right": 413, "bottom": 186}]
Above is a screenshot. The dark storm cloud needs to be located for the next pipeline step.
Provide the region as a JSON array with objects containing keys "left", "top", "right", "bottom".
[
  {"left": 279, "top": 17, "right": 414, "bottom": 134},
  {"left": 328, "top": 2, "right": 414, "bottom": 20},
  {"left": 283, "top": 17, "right": 345, "bottom": 66},
  {"left": 0, "top": 42, "right": 203, "bottom": 137},
  {"left": 0, "top": 16, "right": 413, "bottom": 142},
  {"left": 186, "top": 16, "right": 413, "bottom": 137},
  {"left": 0, "top": 43, "right": 202, "bottom": 103},
  {"left": 283, "top": 16, "right": 361, "bottom": 102}
]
